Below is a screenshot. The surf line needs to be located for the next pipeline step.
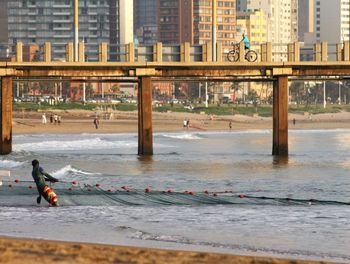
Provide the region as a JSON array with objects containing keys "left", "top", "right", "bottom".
[
  {"left": 16, "top": 121, "right": 36, "bottom": 127},
  {"left": 189, "top": 125, "right": 206, "bottom": 131}
]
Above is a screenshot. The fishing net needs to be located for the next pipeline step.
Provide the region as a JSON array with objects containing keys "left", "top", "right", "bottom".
[{"left": 0, "top": 180, "right": 349, "bottom": 207}]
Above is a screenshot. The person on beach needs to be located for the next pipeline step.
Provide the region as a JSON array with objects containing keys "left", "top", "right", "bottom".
[
  {"left": 31, "top": 159, "right": 59, "bottom": 206},
  {"left": 50, "top": 114, "right": 54, "bottom": 124},
  {"left": 58, "top": 115, "right": 61, "bottom": 125},
  {"left": 54, "top": 114, "right": 58, "bottom": 124},
  {"left": 229, "top": 121, "right": 232, "bottom": 130},
  {"left": 93, "top": 117, "right": 100, "bottom": 129},
  {"left": 41, "top": 113, "right": 47, "bottom": 124}
]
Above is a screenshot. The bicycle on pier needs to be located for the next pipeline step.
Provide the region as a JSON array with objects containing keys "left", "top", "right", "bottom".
[{"left": 227, "top": 42, "right": 258, "bottom": 62}]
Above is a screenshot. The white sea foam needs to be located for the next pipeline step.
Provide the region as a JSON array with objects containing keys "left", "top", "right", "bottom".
[
  {"left": 203, "top": 130, "right": 272, "bottom": 135},
  {"left": 51, "top": 165, "right": 99, "bottom": 179},
  {"left": 161, "top": 133, "right": 202, "bottom": 140},
  {"left": 13, "top": 138, "right": 137, "bottom": 152},
  {"left": 290, "top": 129, "right": 350, "bottom": 134},
  {"left": 0, "top": 159, "right": 24, "bottom": 168}
]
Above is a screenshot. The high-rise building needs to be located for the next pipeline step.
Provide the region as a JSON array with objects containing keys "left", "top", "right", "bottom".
[
  {"left": 236, "top": 9, "right": 267, "bottom": 51},
  {"left": 158, "top": 0, "right": 236, "bottom": 47},
  {"left": 0, "top": 0, "right": 9, "bottom": 60},
  {"left": 237, "top": 0, "right": 298, "bottom": 60},
  {"left": 158, "top": 0, "right": 182, "bottom": 44},
  {"left": 6, "top": 0, "right": 133, "bottom": 61},
  {"left": 237, "top": 0, "right": 298, "bottom": 43},
  {"left": 298, "top": 0, "right": 314, "bottom": 42},
  {"left": 0, "top": 0, "right": 8, "bottom": 44},
  {"left": 313, "top": 0, "right": 350, "bottom": 43},
  {"left": 134, "top": 0, "right": 158, "bottom": 44}
]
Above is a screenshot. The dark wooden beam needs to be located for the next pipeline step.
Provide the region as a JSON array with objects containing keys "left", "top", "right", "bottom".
[
  {"left": 272, "top": 76, "right": 288, "bottom": 156},
  {"left": 138, "top": 77, "right": 153, "bottom": 155},
  {"left": 0, "top": 77, "right": 12, "bottom": 155}
]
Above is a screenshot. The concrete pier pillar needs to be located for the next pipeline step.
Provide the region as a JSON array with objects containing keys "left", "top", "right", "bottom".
[
  {"left": 138, "top": 77, "right": 153, "bottom": 155},
  {"left": 272, "top": 76, "right": 288, "bottom": 156},
  {"left": 0, "top": 77, "right": 12, "bottom": 155}
]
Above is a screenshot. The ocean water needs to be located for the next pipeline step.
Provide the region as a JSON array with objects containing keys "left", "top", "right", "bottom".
[{"left": 0, "top": 130, "right": 350, "bottom": 262}]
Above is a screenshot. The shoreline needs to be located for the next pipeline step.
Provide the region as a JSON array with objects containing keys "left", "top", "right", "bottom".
[
  {"left": 5, "top": 110, "right": 349, "bottom": 264},
  {"left": 12, "top": 110, "right": 350, "bottom": 134},
  {"left": 0, "top": 236, "right": 339, "bottom": 264}
]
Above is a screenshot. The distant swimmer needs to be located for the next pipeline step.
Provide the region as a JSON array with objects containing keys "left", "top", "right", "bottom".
[{"left": 31, "top": 159, "right": 59, "bottom": 206}]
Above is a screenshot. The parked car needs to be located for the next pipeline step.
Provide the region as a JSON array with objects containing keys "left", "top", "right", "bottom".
[
  {"left": 125, "top": 98, "right": 137, "bottom": 103},
  {"left": 109, "top": 99, "right": 121, "bottom": 104}
]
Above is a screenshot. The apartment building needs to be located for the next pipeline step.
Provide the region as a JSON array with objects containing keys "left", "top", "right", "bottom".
[
  {"left": 158, "top": 0, "right": 236, "bottom": 47},
  {"left": 134, "top": 0, "right": 158, "bottom": 44},
  {"left": 313, "top": 0, "right": 350, "bottom": 43},
  {"left": 7, "top": 0, "right": 133, "bottom": 61},
  {"left": 237, "top": 0, "right": 298, "bottom": 60},
  {"left": 298, "top": 0, "right": 314, "bottom": 42},
  {"left": 236, "top": 9, "right": 267, "bottom": 51},
  {"left": 0, "top": 0, "right": 9, "bottom": 60}
]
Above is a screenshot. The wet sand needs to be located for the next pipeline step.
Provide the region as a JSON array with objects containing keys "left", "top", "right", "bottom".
[{"left": 0, "top": 236, "right": 338, "bottom": 264}]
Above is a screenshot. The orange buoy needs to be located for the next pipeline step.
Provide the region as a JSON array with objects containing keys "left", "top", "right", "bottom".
[
  {"left": 72, "top": 181, "right": 77, "bottom": 185},
  {"left": 14, "top": 180, "right": 19, "bottom": 183},
  {"left": 28, "top": 186, "right": 33, "bottom": 189},
  {"left": 145, "top": 187, "right": 151, "bottom": 193},
  {"left": 107, "top": 189, "right": 112, "bottom": 193},
  {"left": 96, "top": 184, "right": 101, "bottom": 187},
  {"left": 239, "top": 194, "right": 245, "bottom": 198},
  {"left": 204, "top": 190, "right": 209, "bottom": 194},
  {"left": 167, "top": 189, "right": 172, "bottom": 193},
  {"left": 213, "top": 193, "right": 218, "bottom": 197}
]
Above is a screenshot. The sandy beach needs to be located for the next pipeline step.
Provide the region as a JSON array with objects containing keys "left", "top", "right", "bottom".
[
  {"left": 12, "top": 109, "right": 350, "bottom": 134},
  {"left": 5, "top": 110, "right": 350, "bottom": 264},
  {"left": 0, "top": 236, "right": 338, "bottom": 264}
]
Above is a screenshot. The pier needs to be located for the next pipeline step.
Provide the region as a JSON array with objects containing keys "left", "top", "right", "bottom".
[{"left": 2, "top": 41, "right": 350, "bottom": 156}]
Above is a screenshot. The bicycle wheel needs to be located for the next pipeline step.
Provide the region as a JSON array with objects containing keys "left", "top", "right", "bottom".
[
  {"left": 246, "top": 50, "right": 258, "bottom": 62},
  {"left": 227, "top": 50, "right": 239, "bottom": 62}
]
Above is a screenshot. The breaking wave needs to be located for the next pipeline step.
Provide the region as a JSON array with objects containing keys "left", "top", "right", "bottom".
[
  {"left": 51, "top": 165, "right": 100, "bottom": 179},
  {"left": 0, "top": 159, "right": 25, "bottom": 168},
  {"left": 13, "top": 138, "right": 137, "bottom": 152}
]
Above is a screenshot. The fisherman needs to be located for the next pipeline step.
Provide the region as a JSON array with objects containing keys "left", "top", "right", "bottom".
[{"left": 31, "top": 159, "right": 59, "bottom": 205}]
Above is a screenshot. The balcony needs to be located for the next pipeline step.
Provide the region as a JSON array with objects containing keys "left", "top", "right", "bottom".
[
  {"left": 52, "top": 4, "right": 71, "bottom": 8},
  {"left": 53, "top": 27, "right": 71, "bottom": 31},
  {"left": 53, "top": 19, "right": 71, "bottom": 23},
  {"left": 53, "top": 35, "right": 71, "bottom": 39},
  {"left": 53, "top": 12, "right": 71, "bottom": 16}
]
